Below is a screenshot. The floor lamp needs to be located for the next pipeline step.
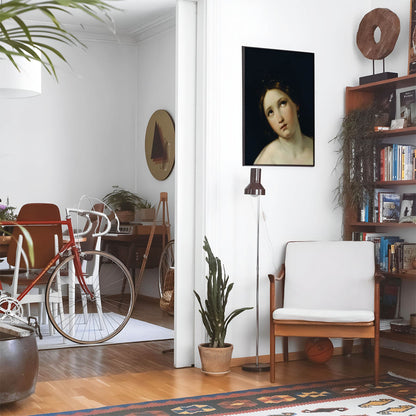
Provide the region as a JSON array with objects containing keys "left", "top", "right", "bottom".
[{"left": 242, "top": 168, "right": 269, "bottom": 372}]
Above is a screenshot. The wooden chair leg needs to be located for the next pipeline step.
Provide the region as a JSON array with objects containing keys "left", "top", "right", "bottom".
[
  {"left": 270, "top": 331, "right": 275, "bottom": 383},
  {"left": 283, "top": 337, "right": 289, "bottom": 362},
  {"left": 342, "top": 339, "right": 354, "bottom": 356},
  {"left": 374, "top": 335, "right": 379, "bottom": 386}
]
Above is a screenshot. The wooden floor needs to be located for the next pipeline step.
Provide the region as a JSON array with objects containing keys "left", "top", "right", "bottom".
[{"left": 1, "top": 299, "right": 415, "bottom": 416}]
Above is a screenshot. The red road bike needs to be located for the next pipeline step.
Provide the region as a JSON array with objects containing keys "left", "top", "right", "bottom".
[{"left": 0, "top": 208, "right": 135, "bottom": 344}]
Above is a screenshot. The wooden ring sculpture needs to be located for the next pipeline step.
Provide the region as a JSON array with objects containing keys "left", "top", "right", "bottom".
[{"left": 356, "top": 8, "right": 400, "bottom": 60}]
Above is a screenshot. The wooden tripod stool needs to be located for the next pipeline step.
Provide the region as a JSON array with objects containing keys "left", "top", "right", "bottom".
[{"left": 135, "top": 192, "right": 171, "bottom": 293}]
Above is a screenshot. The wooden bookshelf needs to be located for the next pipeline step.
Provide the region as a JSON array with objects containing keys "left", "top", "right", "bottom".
[
  {"left": 380, "top": 330, "right": 416, "bottom": 344},
  {"left": 383, "top": 271, "right": 416, "bottom": 281},
  {"left": 344, "top": 74, "right": 416, "bottom": 348}
]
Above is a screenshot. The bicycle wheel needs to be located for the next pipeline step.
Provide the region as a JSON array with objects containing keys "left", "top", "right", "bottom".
[
  {"left": 45, "top": 250, "right": 135, "bottom": 344},
  {"left": 158, "top": 240, "right": 174, "bottom": 297}
]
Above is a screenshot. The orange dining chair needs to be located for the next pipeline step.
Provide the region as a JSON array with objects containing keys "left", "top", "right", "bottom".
[
  {"left": 269, "top": 241, "right": 381, "bottom": 385},
  {"left": 0, "top": 203, "right": 63, "bottom": 326}
]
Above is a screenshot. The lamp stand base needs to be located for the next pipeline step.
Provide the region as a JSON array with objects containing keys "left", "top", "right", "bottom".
[{"left": 242, "top": 362, "right": 270, "bottom": 372}]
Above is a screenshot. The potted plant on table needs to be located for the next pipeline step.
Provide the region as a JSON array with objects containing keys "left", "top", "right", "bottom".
[
  {"left": 103, "top": 186, "right": 147, "bottom": 223},
  {"left": 136, "top": 199, "right": 156, "bottom": 222},
  {"left": 194, "top": 237, "right": 252, "bottom": 375}
]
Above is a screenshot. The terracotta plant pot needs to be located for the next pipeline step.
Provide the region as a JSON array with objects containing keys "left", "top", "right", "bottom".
[
  {"left": 198, "top": 343, "right": 233, "bottom": 376},
  {"left": 136, "top": 208, "right": 155, "bottom": 222},
  {"left": 116, "top": 210, "right": 135, "bottom": 224}
]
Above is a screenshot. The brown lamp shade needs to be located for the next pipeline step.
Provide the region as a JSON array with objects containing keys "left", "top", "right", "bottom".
[{"left": 244, "top": 168, "right": 265, "bottom": 196}]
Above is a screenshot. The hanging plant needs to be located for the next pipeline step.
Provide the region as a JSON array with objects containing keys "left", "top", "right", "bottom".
[{"left": 333, "top": 106, "right": 378, "bottom": 210}]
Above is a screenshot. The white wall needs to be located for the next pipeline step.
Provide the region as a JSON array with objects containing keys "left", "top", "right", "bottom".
[
  {"left": 0, "top": 39, "right": 138, "bottom": 213},
  {"left": 189, "top": 0, "right": 411, "bottom": 364},
  {"left": 135, "top": 27, "right": 177, "bottom": 297},
  {"left": 0, "top": 27, "right": 177, "bottom": 298}
]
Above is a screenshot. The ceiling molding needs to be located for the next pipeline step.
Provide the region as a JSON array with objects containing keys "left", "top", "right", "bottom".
[
  {"left": 22, "top": 9, "right": 176, "bottom": 46},
  {"left": 129, "top": 11, "right": 176, "bottom": 43}
]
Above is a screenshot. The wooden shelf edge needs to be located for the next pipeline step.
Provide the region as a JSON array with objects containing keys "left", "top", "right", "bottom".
[
  {"left": 350, "top": 222, "right": 416, "bottom": 228},
  {"left": 373, "top": 126, "right": 416, "bottom": 137},
  {"left": 381, "top": 330, "right": 416, "bottom": 344},
  {"left": 347, "top": 73, "right": 416, "bottom": 91},
  {"left": 382, "top": 271, "right": 416, "bottom": 281},
  {"left": 375, "top": 180, "right": 416, "bottom": 186}
]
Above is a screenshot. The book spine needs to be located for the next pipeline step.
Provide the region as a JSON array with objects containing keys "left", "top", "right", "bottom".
[{"left": 380, "top": 147, "right": 385, "bottom": 181}]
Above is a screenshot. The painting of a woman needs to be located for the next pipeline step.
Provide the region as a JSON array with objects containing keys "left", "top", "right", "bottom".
[{"left": 243, "top": 47, "right": 315, "bottom": 166}]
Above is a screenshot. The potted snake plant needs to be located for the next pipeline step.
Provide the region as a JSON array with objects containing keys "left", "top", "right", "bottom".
[{"left": 194, "top": 237, "right": 252, "bottom": 375}]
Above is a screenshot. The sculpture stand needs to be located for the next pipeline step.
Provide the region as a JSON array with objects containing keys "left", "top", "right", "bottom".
[{"left": 359, "top": 59, "right": 397, "bottom": 85}]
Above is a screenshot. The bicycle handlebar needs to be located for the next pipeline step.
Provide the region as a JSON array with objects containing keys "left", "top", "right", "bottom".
[{"left": 66, "top": 208, "right": 112, "bottom": 238}]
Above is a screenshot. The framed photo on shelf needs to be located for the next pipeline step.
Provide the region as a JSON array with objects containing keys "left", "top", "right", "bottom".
[
  {"left": 395, "top": 86, "right": 416, "bottom": 127},
  {"left": 242, "top": 46, "right": 315, "bottom": 167},
  {"left": 409, "top": 0, "right": 416, "bottom": 74},
  {"left": 399, "top": 193, "right": 416, "bottom": 223}
]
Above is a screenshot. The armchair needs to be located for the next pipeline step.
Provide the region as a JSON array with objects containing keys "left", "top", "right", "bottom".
[{"left": 269, "top": 241, "right": 381, "bottom": 385}]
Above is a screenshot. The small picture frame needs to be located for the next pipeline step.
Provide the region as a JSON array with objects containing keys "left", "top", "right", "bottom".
[
  {"left": 390, "top": 118, "right": 406, "bottom": 129},
  {"left": 399, "top": 193, "right": 416, "bottom": 223},
  {"left": 395, "top": 86, "right": 416, "bottom": 127}
]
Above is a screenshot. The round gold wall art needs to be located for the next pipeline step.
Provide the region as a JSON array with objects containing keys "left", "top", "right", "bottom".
[
  {"left": 145, "top": 110, "right": 175, "bottom": 181},
  {"left": 356, "top": 8, "right": 400, "bottom": 60}
]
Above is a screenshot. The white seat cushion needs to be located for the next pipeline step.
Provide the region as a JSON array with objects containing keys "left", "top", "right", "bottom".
[{"left": 273, "top": 307, "right": 374, "bottom": 323}]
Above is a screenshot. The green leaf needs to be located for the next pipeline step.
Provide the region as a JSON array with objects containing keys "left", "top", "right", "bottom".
[
  {"left": 0, "top": 0, "right": 118, "bottom": 79},
  {"left": 194, "top": 237, "right": 253, "bottom": 347}
]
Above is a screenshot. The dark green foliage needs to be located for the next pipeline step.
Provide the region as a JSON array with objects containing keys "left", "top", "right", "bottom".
[
  {"left": 194, "top": 237, "right": 252, "bottom": 348},
  {"left": 333, "top": 106, "right": 378, "bottom": 210},
  {"left": 103, "top": 186, "right": 147, "bottom": 211}
]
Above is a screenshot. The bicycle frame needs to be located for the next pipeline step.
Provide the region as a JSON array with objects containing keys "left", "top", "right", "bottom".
[{"left": 0, "top": 215, "right": 93, "bottom": 303}]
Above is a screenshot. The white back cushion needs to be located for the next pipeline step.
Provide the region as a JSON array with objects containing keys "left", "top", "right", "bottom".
[{"left": 283, "top": 241, "right": 375, "bottom": 311}]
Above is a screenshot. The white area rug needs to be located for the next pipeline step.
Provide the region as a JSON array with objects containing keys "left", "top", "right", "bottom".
[{"left": 36, "top": 314, "right": 174, "bottom": 350}]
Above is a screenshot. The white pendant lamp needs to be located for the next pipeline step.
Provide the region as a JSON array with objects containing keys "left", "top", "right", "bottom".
[{"left": 0, "top": 56, "right": 41, "bottom": 98}]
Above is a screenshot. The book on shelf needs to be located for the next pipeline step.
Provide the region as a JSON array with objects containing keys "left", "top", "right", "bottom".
[
  {"left": 402, "top": 243, "right": 416, "bottom": 270},
  {"left": 379, "top": 192, "right": 400, "bottom": 223},
  {"left": 379, "top": 236, "right": 403, "bottom": 271},
  {"left": 399, "top": 193, "right": 416, "bottom": 224},
  {"left": 352, "top": 233, "right": 407, "bottom": 272},
  {"left": 379, "top": 144, "right": 416, "bottom": 182},
  {"left": 384, "top": 241, "right": 416, "bottom": 273}
]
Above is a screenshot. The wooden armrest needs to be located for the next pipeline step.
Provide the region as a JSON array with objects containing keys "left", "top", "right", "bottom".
[
  {"left": 269, "top": 264, "right": 285, "bottom": 313},
  {"left": 268, "top": 264, "right": 285, "bottom": 283}
]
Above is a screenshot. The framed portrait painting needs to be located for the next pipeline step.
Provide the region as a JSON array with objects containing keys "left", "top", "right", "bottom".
[
  {"left": 409, "top": 0, "right": 416, "bottom": 74},
  {"left": 242, "top": 46, "right": 315, "bottom": 166}
]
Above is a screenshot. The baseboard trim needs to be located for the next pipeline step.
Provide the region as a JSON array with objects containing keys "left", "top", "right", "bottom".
[
  {"left": 380, "top": 347, "right": 416, "bottom": 363},
  {"left": 138, "top": 294, "right": 159, "bottom": 304},
  {"left": 231, "top": 344, "right": 415, "bottom": 368},
  {"left": 230, "top": 346, "right": 351, "bottom": 368}
]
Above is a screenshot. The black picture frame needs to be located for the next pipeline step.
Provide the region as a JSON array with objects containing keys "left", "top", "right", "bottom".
[
  {"left": 409, "top": 0, "right": 416, "bottom": 75},
  {"left": 242, "top": 46, "right": 315, "bottom": 166}
]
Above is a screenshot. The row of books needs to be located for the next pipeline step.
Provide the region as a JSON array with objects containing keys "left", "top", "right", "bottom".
[
  {"left": 360, "top": 191, "right": 416, "bottom": 224},
  {"left": 352, "top": 233, "right": 416, "bottom": 273},
  {"left": 380, "top": 144, "right": 416, "bottom": 181}
]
